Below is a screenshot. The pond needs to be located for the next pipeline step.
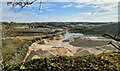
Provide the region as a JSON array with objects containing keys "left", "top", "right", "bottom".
[{"left": 64, "top": 33, "right": 84, "bottom": 39}]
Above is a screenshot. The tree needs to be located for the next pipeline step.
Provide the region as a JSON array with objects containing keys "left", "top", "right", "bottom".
[
  {"left": 102, "top": 33, "right": 120, "bottom": 50},
  {"left": 102, "top": 33, "right": 120, "bottom": 42},
  {"left": 7, "top": 0, "right": 42, "bottom": 12}
]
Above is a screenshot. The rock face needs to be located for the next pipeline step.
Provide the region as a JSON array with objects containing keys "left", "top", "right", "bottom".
[
  {"left": 26, "top": 49, "right": 55, "bottom": 61},
  {"left": 74, "top": 50, "right": 90, "bottom": 56},
  {"left": 50, "top": 47, "right": 73, "bottom": 56},
  {"left": 25, "top": 35, "right": 117, "bottom": 61},
  {"left": 69, "top": 36, "right": 109, "bottom": 47},
  {"left": 25, "top": 47, "right": 74, "bottom": 61}
]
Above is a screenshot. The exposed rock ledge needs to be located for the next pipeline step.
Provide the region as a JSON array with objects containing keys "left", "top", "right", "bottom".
[{"left": 24, "top": 36, "right": 117, "bottom": 61}]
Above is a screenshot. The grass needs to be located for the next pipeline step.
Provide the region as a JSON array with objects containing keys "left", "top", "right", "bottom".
[
  {"left": 2, "top": 29, "right": 63, "bottom": 69},
  {"left": 2, "top": 38, "right": 28, "bottom": 67}
]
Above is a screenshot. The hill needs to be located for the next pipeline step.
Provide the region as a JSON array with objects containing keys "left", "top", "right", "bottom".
[{"left": 69, "top": 23, "right": 118, "bottom": 36}]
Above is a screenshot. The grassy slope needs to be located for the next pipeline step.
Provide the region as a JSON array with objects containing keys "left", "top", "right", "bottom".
[
  {"left": 2, "top": 33, "right": 62, "bottom": 69},
  {"left": 2, "top": 38, "right": 29, "bottom": 67}
]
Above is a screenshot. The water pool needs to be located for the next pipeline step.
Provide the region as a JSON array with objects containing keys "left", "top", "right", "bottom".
[{"left": 64, "top": 33, "right": 84, "bottom": 39}]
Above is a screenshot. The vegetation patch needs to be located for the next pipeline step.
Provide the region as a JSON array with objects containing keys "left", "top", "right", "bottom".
[{"left": 3, "top": 51, "right": 120, "bottom": 71}]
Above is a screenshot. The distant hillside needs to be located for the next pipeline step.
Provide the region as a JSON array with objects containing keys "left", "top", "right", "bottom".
[
  {"left": 69, "top": 23, "right": 118, "bottom": 36},
  {"left": 93, "top": 23, "right": 118, "bottom": 34}
]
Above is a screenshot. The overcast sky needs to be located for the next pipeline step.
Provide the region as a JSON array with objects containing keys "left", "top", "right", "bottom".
[{"left": 0, "top": 0, "right": 119, "bottom": 22}]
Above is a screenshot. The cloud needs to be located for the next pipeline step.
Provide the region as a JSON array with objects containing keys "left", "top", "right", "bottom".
[
  {"left": 62, "top": 3, "right": 87, "bottom": 9},
  {"left": 75, "top": 4, "right": 85, "bottom": 8},
  {"left": 62, "top": 4, "right": 73, "bottom": 8},
  {"left": 92, "top": 3, "right": 118, "bottom": 14},
  {"left": 29, "top": 2, "right": 55, "bottom": 10},
  {"left": 77, "top": 5, "right": 118, "bottom": 22},
  {"left": 92, "top": 5, "right": 99, "bottom": 8},
  {"left": 74, "top": 2, "right": 118, "bottom": 15}
]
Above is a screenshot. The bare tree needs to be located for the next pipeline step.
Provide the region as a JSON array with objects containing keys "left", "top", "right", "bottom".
[
  {"left": 7, "top": 0, "right": 42, "bottom": 12},
  {"left": 102, "top": 33, "right": 120, "bottom": 50}
]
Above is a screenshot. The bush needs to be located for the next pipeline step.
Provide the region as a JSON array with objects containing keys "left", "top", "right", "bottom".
[{"left": 3, "top": 51, "right": 120, "bottom": 71}]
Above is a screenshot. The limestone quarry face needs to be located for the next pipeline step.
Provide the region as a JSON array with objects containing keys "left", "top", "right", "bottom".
[
  {"left": 49, "top": 47, "right": 73, "bottom": 56},
  {"left": 25, "top": 47, "right": 74, "bottom": 61},
  {"left": 25, "top": 36, "right": 117, "bottom": 61}
]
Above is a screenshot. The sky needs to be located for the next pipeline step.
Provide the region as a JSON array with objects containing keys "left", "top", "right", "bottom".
[{"left": 0, "top": 0, "right": 119, "bottom": 22}]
